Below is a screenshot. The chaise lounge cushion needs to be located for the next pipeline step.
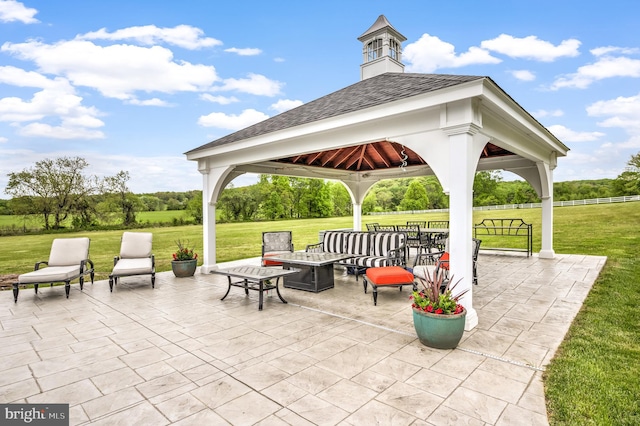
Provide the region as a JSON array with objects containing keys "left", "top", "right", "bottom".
[{"left": 19, "top": 265, "right": 83, "bottom": 284}]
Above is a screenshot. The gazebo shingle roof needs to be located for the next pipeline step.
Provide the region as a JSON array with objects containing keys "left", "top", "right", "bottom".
[{"left": 187, "top": 73, "right": 485, "bottom": 154}]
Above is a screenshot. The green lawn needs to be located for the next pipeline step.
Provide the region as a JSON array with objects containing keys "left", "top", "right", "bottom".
[
  {"left": 0, "top": 210, "right": 189, "bottom": 232},
  {"left": 0, "top": 202, "right": 638, "bottom": 424}
]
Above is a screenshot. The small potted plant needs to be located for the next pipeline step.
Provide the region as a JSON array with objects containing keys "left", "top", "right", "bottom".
[
  {"left": 410, "top": 267, "right": 468, "bottom": 349},
  {"left": 171, "top": 240, "right": 198, "bottom": 277}
]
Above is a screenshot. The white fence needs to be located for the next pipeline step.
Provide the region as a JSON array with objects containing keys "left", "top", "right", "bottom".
[{"left": 367, "top": 195, "right": 640, "bottom": 216}]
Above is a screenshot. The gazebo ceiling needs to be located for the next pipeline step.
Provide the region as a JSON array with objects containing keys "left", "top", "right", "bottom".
[{"left": 274, "top": 140, "right": 514, "bottom": 172}]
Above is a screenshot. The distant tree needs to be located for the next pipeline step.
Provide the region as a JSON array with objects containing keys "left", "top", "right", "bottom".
[
  {"left": 302, "top": 179, "right": 333, "bottom": 218},
  {"left": 5, "top": 157, "right": 101, "bottom": 229},
  {"left": 329, "top": 181, "right": 352, "bottom": 216},
  {"left": 614, "top": 152, "right": 640, "bottom": 195},
  {"left": 399, "top": 180, "right": 430, "bottom": 211},
  {"left": 362, "top": 191, "right": 377, "bottom": 214},
  {"left": 257, "top": 175, "right": 289, "bottom": 220},
  {"left": 138, "top": 195, "right": 163, "bottom": 211},
  {"left": 104, "top": 171, "right": 139, "bottom": 226},
  {"left": 473, "top": 171, "right": 503, "bottom": 206},
  {"left": 186, "top": 190, "right": 203, "bottom": 224}
]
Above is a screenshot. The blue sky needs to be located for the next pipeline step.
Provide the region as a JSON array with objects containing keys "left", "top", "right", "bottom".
[{"left": 1, "top": 0, "right": 639, "bottom": 193}]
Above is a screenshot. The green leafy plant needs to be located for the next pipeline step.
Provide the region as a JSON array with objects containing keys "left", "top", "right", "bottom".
[
  {"left": 411, "top": 267, "right": 468, "bottom": 315},
  {"left": 172, "top": 240, "right": 198, "bottom": 261}
]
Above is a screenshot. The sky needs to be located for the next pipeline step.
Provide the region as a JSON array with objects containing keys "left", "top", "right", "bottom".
[{"left": 1, "top": 0, "right": 639, "bottom": 194}]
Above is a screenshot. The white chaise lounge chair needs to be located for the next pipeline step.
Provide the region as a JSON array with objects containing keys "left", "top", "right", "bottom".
[{"left": 13, "top": 237, "right": 94, "bottom": 302}]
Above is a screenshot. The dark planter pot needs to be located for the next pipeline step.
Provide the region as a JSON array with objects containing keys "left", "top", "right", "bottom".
[
  {"left": 171, "top": 259, "right": 197, "bottom": 277},
  {"left": 412, "top": 307, "right": 466, "bottom": 349}
]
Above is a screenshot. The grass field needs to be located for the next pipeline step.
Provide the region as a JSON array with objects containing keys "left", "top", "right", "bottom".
[
  {"left": 0, "top": 210, "right": 189, "bottom": 231},
  {"left": 1, "top": 202, "right": 638, "bottom": 424}
]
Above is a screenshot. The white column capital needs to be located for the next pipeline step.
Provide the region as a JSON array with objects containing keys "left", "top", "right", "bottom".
[{"left": 441, "top": 122, "right": 482, "bottom": 136}]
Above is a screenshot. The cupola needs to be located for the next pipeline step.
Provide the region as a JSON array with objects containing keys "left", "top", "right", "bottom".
[{"left": 358, "top": 15, "right": 407, "bottom": 80}]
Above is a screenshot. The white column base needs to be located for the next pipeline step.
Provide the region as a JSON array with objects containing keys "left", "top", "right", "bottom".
[
  {"left": 464, "top": 307, "right": 478, "bottom": 331},
  {"left": 538, "top": 249, "right": 556, "bottom": 259},
  {"left": 200, "top": 264, "right": 219, "bottom": 274}
]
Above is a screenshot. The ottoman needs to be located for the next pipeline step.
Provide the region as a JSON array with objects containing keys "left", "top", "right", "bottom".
[{"left": 363, "top": 266, "right": 416, "bottom": 305}]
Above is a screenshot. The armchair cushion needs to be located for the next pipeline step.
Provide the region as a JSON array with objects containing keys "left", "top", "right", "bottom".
[
  {"left": 119, "top": 232, "right": 153, "bottom": 258},
  {"left": 112, "top": 258, "right": 153, "bottom": 276}
]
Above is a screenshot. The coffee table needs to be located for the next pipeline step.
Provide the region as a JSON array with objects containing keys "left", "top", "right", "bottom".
[
  {"left": 263, "top": 252, "right": 353, "bottom": 293},
  {"left": 212, "top": 265, "right": 297, "bottom": 310}
]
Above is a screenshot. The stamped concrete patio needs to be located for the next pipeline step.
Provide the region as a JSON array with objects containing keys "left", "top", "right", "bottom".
[{"left": 1, "top": 252, "right": 605, "bottom": 425}]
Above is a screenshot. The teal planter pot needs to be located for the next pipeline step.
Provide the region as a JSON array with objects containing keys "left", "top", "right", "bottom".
[
  {"left": 171, "top": 259, "right": 197, "bottom": 277},
  {"left": 412, "top": 307, "right": 466, "bottom": 349}
]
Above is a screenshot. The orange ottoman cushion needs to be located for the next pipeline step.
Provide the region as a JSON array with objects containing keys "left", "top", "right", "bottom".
[
  {"left": 262, "top": 253, "right": 283, "bottom": 266},
  {"left": 366, "top": 266, "right": 414, "bottom": 285}
]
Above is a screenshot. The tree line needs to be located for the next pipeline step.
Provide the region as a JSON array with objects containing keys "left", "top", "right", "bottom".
[{"left": 2, "top": 153, "right": 639, "bottom": 228}]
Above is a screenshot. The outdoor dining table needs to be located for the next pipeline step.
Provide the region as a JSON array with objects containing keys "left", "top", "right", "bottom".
[{"left": 212, "top": 265, "right": 297, "bottom": 310}]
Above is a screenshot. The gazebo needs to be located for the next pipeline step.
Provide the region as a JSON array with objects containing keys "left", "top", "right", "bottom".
[{"left": 186, "top": 15, "right": 569, "bottom": 330}]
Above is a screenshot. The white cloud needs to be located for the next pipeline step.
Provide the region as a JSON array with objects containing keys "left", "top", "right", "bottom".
[
  {"left": 17, "top": 122, "right": 105, "bottom": 139},
  {"left": 2, "top": 39, "right": 219, "bottom": 100},
  {"left": 551, "top": 55, "right": 640, "bottom": 90},
  {"left": 404, "top": 33, "right": 501, "bottom": 73},
  {"left": 0, "top": 0, "right": 38, "bottom": 24},
  {"left": 532, "top": 109, "right": 564, "bottom": 118},
  {"left": 587, "top": 93, "right": 640, "bottom": 135},
  {"left": 270, "top": 99, "right": 303, "bottom": 113},
  {"left": 79, "top": 24, "right": 222, "bottom": 50},
  {"left": 216, "top": 73, "right": 283, "bottom": 96},
  {"left": 510, "top": 70, "right": 536, "bottom": 81},
  {"left": 0, "top": 69, "right": 105, "bottom": 138},
  {"left": 0, "top": 136, "right": 8, "bottom": 143},
  {"left": 198, "top": 108, "right": 269, "bottom": 130},
  {"left": 224, "top": 47, "right": 262, "bottom": 56},
  {"left": 591, "top": 46, "right": 640, "bottom": 56},
  {"left": 127, "top": 98, "right": 171, "bottom": 107},
  {"left": 481, "top": 34, "right": 580, "bottom": 62},
  {"left": 274, "top": 57, "right": 285, "bottom": 63},
  {"left": 547, "top": 124, "right": 605, "bottom": 142},
  {"left": 199, "top": 94, "right": 239, "bottom": 104}
]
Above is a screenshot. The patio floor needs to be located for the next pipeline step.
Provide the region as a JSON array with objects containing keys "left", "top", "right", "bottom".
[{"left": 1, "top": 251, "right": 606, "bottom": 425}]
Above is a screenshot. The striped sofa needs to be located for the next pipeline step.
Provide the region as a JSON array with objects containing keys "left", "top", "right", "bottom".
[{"left": 306, "top": 231, "right": 406, "bottom": 280}]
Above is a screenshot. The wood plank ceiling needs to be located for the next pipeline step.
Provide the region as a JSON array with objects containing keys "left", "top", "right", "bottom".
[{"left": 274, "top": 140, "right": 513, "bottom": 172}]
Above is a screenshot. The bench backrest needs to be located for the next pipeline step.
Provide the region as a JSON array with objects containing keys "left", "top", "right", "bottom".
[
  {"left": 322, "top": 231, "right": 345, "bottom": 253},
  {"left": 370, "top": 232, "right": 405, "bottom": 257},
  {"left": 322, "top": 231, "right": 405, "bottom": 257},
  {"left": 345, "top": 232, "right": 370, "bottom": 256}
]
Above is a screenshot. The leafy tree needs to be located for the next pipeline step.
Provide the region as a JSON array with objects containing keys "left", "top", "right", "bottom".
[
  {"left": 258, "top": 175, "right": 291, "bottom": 220},
  {"left": 104, "top": 171, "right": 139, "bottom": 226},
  {"left": 302, "top": 179, "right": 333, "bottom": 218},
  {"left": 613, "top": 152, "right": 640, "bottom": 195},
  {"left": 5, "top": 157, "right": 101, "bottom": 229},
  {"left": 186, "top": 190, "right": 203, "bottom": 224},
  {"left": 329, "top": 181, "right": 352, "bottom": 216},
  {"left": 473, "top": 171, "right": 502, "bottom": 206},
  {"left": 138, "top": 195, "right": 164, "bottom": 211},
  {"left": 399, "top": 180, "right": 430, "bottom": 211}
]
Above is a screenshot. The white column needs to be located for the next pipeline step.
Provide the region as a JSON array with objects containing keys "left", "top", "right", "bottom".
[
  {"left": 200, "top": 170, "right": 218, "bottom": 273},
  {"left": 352, "top": 202, "right": 362, "bottom": 231},
  {"left": 538, "top": 162, "right": 555, "bottom": 259},
  {"left": 539, "top": 195, "right": 555, "bottom": 258},
  {"left": 448, "top": 132, "right": 478, "bottom": 331}
]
